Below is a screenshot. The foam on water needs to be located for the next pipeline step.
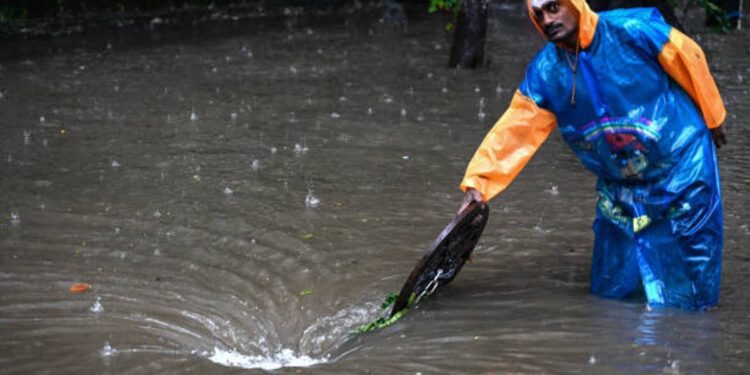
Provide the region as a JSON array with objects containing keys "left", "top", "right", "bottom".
[{"left": 207, "top": 347, "right": 326, "bottom": 370}]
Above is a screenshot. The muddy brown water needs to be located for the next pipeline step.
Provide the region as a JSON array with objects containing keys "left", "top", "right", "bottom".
[{"left": 1, "top": 4, "right": 748, "bottom": 374}]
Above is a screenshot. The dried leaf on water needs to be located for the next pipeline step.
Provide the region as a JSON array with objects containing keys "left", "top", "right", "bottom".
[{"left": 69, "top": 283, "right": 91, "bottom": 293}]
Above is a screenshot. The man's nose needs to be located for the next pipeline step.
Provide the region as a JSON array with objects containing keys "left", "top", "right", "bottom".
[{"left": 541, "top": 12, "right": 555, "bottom": 26}]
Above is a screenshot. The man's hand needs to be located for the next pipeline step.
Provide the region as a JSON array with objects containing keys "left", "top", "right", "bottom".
[
  {"left": 458, "top": 189, "right": 485, "bottom": 214},
  {"left": 711, "top": 124, "right": 727, "bottom": 149}
]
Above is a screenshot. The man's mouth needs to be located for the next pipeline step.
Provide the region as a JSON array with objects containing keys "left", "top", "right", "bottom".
[{"left": 544, "top": 24, "right": 562, "bottom": 37}]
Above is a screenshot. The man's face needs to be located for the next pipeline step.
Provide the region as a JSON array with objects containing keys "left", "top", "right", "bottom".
[{"left": 531, "top": 0, "right": 579, "bottom": 45}]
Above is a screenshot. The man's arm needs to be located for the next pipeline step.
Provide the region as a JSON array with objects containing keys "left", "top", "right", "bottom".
[
  {"left": 459, "top": 90, "right": 557, "bottom": 208},
  {"left": 657, "top": 28, "right": 727, "bottom": 147}
]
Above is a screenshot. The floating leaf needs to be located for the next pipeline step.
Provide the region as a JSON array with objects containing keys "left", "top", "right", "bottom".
[
  {"left": 299, "top": 289, "right": 313, "bottom": 297},
  {"left": 69, "top": 283, "right": 91, "bottom": 293}
]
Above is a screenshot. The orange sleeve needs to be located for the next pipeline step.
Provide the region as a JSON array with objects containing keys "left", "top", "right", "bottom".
[
  {"left": 658, "top": 28, "right": 726, "bottom": 129},
  {"left": 460, "top": 90, "right": 557, "bottom": 202}
]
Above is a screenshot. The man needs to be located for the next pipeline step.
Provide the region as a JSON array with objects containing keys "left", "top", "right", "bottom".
[{"left": 459, "top": 0, "right": 727, "bottom": 310}]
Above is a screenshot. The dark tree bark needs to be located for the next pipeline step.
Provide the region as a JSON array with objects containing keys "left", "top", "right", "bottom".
[
  {"left": 448, "top": 0, "right": 488, "bottom": 69},
  {"left": 589, "top": 0, "right": 683, "bottom": 30}
]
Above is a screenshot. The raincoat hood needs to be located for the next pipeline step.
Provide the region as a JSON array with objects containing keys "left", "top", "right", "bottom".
[{"left": 526, "top": 0, "right": 599, "bottom": 49}]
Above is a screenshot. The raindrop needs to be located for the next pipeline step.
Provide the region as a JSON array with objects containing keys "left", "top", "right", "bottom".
[
  {"left": 90, "top": 296, "right": 104, "bottom": 314},
  {"left": 402, "top": 155, "right": 410, "bottom": 160},
  {"left": 305, "top": 189, "right": 320, "bottom": 208},
  {"left": 588, "top": 355, "right": 596, "bottom": 365},
  {"left": 39, "top": 116, "right": 46, "bottom": 124},
  {"left": 10, "top": 211, "right": 20, "bottom": 223},
  {"left": 289, "top": 66, "right": 298, "bottom": 74},
  {"left": 230, "top": 112, "right": 238, "bottom": 120},
  {"left": 251, "top": 159, "right": 261, "bottom": 171},
  {"left": 366, "top": 107, "right": 373, "bottom": 115},
  {"left": 474, "top": 86, "right": 481, "bottom": 93},
  {"left": 400, "top": 108, "right": 407, "bottom": 117},
  {"left": 153, "top": 210, "right": 162, "bottom": 218},
  {"left": 190, "top": 109, "right": 198, "bottom": 121},
  {"left": 153, "top": 248, "right": 161, "bottom": 256},
  {"left": 331, "top": 112, "right": 341, "bottom": 119},
  {"left": 100, "top": 342, "right": 117, "bottom": 357},
  {"left": 270, "top": 147, "right": 278, "bottom": 155},
  {"left": 496, "top": 82, "right": 504, "bottom": 96},
  {"left": 223, "top": 187, "right": 234, "bottom": 196},
  {"left": 111, "top": 160, "right": 121, "bottom": 168}
]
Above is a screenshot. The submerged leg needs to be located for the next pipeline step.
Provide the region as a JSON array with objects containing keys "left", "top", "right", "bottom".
[{"left": 590, "top": 216, "right": 642, "bottom": 299}]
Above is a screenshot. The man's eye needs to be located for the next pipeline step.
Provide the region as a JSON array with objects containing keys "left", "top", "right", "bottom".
[{"left": 549, "top": 3, "right": 559, "bottom": 12}]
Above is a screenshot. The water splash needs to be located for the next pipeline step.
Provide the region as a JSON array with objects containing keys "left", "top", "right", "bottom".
[
  {"left": 294, "top": 144, "right": 309, "bottom": 157},
  {"left": 111, "top": 160, "right": 121, "bottom": 168},
  {"left": 223, "top": 187, "right": 234, "bottom": 196},
  {"left": 190, "top": 109, "right": 198, "bottom": 121},
  {"left": 90, "top": 296, "right": 104, "bottom": 314},
  {"left": 100, "top": 341, "right": 117, "bottom": 357},
  {"left": 251, "top": 159, "right": 261, "bottom": 171},
  {"left": 305, "top": 190, "right": 320, "bottom": 208},
  {"left": 10, "top": 211, "right": 20, "bottom": 224},
  {"left": 207, "top": 347, "right": 325, "bottom": 370}
]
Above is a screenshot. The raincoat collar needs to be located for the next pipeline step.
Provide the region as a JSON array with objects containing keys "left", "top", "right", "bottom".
[{"left": 526, "top": 0, "right": 599, "bottom": 50}]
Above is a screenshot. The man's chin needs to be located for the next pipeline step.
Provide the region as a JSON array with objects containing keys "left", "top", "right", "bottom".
[{"left": 546, "top": 32, "right": 572, "bottom": 44}]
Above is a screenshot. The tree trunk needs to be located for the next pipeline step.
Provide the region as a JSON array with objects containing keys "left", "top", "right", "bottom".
[{"left": 448, "top": 0, "right": 488, "bottom": 69}]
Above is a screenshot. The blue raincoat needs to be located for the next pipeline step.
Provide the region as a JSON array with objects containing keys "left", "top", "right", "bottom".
[{"left": 461, "top": 2, "right": 725, "bottom": 310}]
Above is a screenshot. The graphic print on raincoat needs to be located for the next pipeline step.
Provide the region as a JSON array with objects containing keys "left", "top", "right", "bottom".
[{"left": 461, "top": 0, "right": 725, "bottom": 310}]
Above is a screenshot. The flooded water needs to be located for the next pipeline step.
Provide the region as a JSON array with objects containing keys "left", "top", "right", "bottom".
[{"left": 1, "top": 4, "right": 749, "bottom": 374}]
